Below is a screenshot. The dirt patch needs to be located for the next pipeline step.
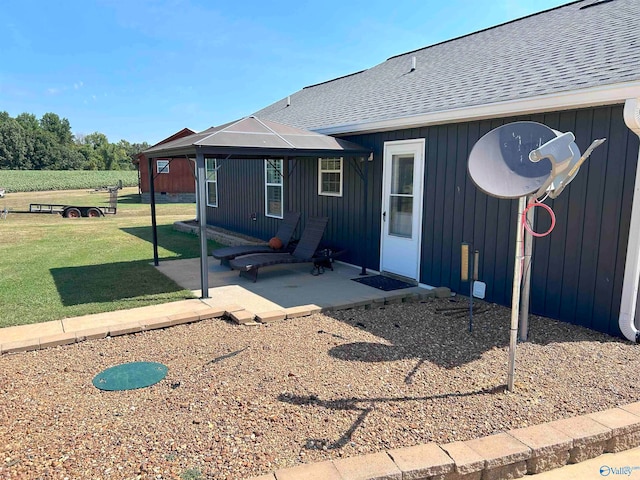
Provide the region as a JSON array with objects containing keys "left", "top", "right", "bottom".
[{"left": 1, "top": 299, "right": 638, "bottom": 479}]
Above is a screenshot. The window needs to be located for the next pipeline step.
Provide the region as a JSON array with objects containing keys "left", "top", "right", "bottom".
[
  {"left": 265, "top": 159, "right": 283, "bottom": 218},
  {"left": 206, "top": 158, "right": 218, "bottom": 207},
  {"left": 156, "top": 159, "right": 169, "bottom": 174},
  {"left": 318, "top": 157, "right": 343, "bottom": 196}
]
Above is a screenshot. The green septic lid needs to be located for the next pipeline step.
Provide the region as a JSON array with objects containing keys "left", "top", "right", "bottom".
[{"left": 92, "top": 361, "right": 168, "bottom": 391}]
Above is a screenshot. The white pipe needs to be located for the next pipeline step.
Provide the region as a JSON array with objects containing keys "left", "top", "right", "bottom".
[
  {"left": 508, "top": 196, "right": 526, "bottom": 391},
  {"left": 619, "top": 98, "right": 640, "bottom": 342}
]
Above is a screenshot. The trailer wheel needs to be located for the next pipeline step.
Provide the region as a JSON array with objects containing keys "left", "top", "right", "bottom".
[
  {"left": 64, "top": 207, "right": 81, "bottom": 218},
  {"left": 87, "top": 208, "right": 102, "bottom": 218}
]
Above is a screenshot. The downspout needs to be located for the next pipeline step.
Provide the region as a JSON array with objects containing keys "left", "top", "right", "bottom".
[{"left": 619, "top": 98, "right": 640, "bottom": 342}]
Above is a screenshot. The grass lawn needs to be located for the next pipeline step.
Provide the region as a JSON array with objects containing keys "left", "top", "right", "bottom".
[{"left": 0, "top": 188, "right": 221, "bottom": 328}]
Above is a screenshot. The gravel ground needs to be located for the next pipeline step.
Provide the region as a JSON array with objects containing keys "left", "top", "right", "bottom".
[{"left": 1, "top": 298, "right": 639, "bottom": 479}]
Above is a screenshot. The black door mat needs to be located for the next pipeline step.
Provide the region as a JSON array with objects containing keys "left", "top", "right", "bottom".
[{"left": 352, "top": 275, "right": 415, "bottom": 291}]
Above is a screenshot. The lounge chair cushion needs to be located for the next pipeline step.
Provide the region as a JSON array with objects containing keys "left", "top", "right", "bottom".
[
  {"left": 229, "top": 217, "right": 329, "bottom": 276},
  {"left": 211, "top": 212, "right": 300, "bottom": 261}
]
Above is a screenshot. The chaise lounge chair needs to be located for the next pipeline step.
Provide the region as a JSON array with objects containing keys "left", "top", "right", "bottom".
[
  {"left": 228, "top": 216, "right": 329, "bottom": 282},
  {"left": 211, "top": 212, "right": 301, "bottom": 266}
]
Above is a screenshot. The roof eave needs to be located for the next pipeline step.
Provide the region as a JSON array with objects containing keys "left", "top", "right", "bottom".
[
  {"left": 315, "top": 80, "right": 640, "bottom": 136},
  {"left": 144, "top": 146, "right": 197, "bottom": 158},
  {"left": 145, "top": 145, "right": 371, "bottom": 159}
]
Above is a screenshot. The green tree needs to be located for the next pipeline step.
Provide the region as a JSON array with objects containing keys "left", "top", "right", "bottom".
[
  {"left": 119, "top": 139, "right": 150, "bottom": 167},
  {"left": 0, "top": 111, "right": 148, "bottom": 171},
  {"left": 76, "top": 132, "right": 109, "bottom": 170},
  {"left": 30, "top": 130, "right": 57, "bottom": 169},
  {"left": 80, "top": 131, "right": 109, "bottom": 149},
  {"left": 0, "top": 118, "right": 29, "bottom": 169},
  {"left": 15, "top": 113, "right": 40, "bottom": 132},
  {"left": 53, "top": 144, "right": 85, "bottom": 169},
  {"left": 40, "top": 112, "right": 73, "bottom": 145}
]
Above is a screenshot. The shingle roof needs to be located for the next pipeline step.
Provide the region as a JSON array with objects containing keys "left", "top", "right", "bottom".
[{"left": 253, "top": 0, "right": 640, "bottom": 132}]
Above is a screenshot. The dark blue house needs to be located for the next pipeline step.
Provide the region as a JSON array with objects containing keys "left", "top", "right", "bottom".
[{"left": 146, "top": 0, "right": 640, "bottom": 340}]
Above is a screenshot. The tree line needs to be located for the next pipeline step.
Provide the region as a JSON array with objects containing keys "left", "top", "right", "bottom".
[{"left": 0, "top": 111, "right": 150, "bottom": 170}]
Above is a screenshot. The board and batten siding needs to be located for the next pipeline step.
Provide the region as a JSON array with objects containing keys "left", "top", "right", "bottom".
[
  {"left": 206, "top": 158, "right": 287, "bottom": 241},
  {"left": 342, "top": 104, "right": 638, "bottom": 337},
  {"left": 286, "top": 155, "right": 375, "bottom": 268},
  {"left": 206, "top": 154, "right": 379, "bottom": 268}
]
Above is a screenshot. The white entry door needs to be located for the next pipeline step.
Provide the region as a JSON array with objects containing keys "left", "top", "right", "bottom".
[{"left": 380, "top": 139, "right": 425, "bottom": 280}]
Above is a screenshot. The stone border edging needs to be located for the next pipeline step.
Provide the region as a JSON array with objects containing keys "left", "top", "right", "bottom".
[
  {"left": 0, "top": 287, "right": 452, "bottom": 355},
  {"left": 246, "top": 403, "right": 640, "bottom": 480},
  {"left": 0, "top": 306, "right": 225, "bottom": 354}
]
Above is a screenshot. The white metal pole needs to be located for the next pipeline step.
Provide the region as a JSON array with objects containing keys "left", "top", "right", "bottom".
[
  {"left": 519, "top": 196, "right": 535, "bottom": 341},
  {"left": 508, "top": 196, "right": 526, "bottom": 392}
]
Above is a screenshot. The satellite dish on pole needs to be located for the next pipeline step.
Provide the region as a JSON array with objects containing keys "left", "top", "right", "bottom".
[
  {"left": 468, "top": 122, "right": 555, "bottom": 199},
  {"left": 468, "top": 121, "right": 605, "bottom": 200},
  {"left": 467, "top": 121, "right": 606, "bottom": 393}
]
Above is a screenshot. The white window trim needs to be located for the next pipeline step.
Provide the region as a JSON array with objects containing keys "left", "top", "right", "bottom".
[
  {"left": 264, "top": 159, "right": 283, "bottom": 219},
  {"left": 156, "top": 159, "right": 169, "bottom": 174},
  {"left": 318, "top": 157, "right": 343, "bottom": 197},
  {"left": 206, "top": 158, "right": 218, "bottom": 208}
]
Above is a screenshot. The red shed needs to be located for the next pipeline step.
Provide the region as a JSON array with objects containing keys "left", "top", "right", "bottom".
[{"left": 135, "top": 128, "right": 196, "bottom": 203}]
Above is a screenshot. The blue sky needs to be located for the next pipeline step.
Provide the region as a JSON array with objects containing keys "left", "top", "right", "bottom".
[{"left": 1, "top": 0, "right": 569, "bottom": 145}]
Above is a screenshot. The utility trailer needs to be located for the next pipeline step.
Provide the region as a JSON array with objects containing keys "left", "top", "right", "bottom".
[
  {"left": 27, "top": 183, "right": 121, "bottom": 218},
  {"left": 28, "top": 204, "right": 116, "bottom": 217}
]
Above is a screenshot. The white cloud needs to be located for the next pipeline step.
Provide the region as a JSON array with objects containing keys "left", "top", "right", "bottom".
[
  {"left": 47, "top": 87, "right": 61, "bottom": 95},
  {"left": 74, "top": 81, "right": 84, "bottom": 90}
]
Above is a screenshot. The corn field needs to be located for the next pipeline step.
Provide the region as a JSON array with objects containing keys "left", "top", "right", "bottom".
[{"left": 0, "top": 170, "right": 139, "bottom": 192}]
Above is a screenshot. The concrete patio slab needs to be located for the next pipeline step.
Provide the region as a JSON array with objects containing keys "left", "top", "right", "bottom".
[{"left": 156, "top": 258, "right": 428, "bottom": 316}]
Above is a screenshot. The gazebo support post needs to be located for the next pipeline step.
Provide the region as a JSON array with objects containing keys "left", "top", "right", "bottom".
[
  {"left": 196, "top": 150, "right": 209, "bottom": 299},
  {"left": 148, "top": 156, "right": 159, "bottom": 267}
]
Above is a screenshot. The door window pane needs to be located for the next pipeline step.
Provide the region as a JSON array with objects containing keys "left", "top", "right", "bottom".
[
  {"left": 391, "top": 155, "right": 414, "bottom": 194},
  {"left": 389, "top": 196, "right": 413, "bottom": 237}
]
